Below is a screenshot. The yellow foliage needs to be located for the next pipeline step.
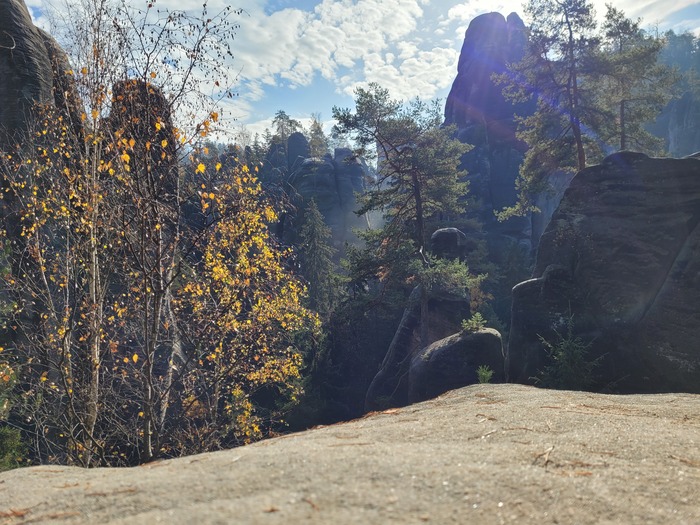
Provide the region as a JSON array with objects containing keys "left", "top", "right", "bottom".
[{"left": 178, "top": 164, "right": 318, "bottom": 442}]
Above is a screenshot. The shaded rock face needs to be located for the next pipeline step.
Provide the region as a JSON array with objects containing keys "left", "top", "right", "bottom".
[
  {"left": 286, "top": 131, "right": 309, "bottom": 173},
  {"left": 108, "top": 80, "right": 179, "bottom": 197},
  {"left": 287, "top": 146, "right": 368, "bottom": 249},
  {"left": 508, "top": 152, "right": 700, "bottom": 393},
  {"left": 0, "top": 0, "right": 83, "bottom": 145},
  {"left": 431, "top": 227, "right": 469, "bottom": 261},
  {"left": 0, "top": 0, "right": 53, "bottom": 142},
  {"left": 445, "top": 12, "right": 527, "bottom": 138},
  {"left": 365, "top": 229, "right": 478, "bottom": 411},
  {"left": 408, "top": 328, "right": 504, "bottom": 404},
  {"left": 444, "top": 12, "right": 541, "bottom": 256},
  {"left": 364, "top": 284, "right": 472, "bottom": 411},
  {"left": 649, "top": 91, "right": 700, "bottom": 158},
  {"left": 445, "top": 12, "right": 570, "bottom": 254}
]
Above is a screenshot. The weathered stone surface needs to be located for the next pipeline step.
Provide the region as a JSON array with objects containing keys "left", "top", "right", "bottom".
[
  {"left": 0, "top": 1, "right": 55, "bottom": 142},
  {"left": 508, "top": 152, "right": 700, "bottom": 393},
  {"left": 364, "top": 283, "right": 472, "bottom": 411},
  {"left": 430, "top": 227, "right": 469, "bottom": 261},
  {"left": 2, "top": 384, "right": 699, "bottom": 525},
  {"left": 0, "top": 1, "right": 84, "bottom": 149},
  {"left": 444, "top": 12, "right": 579, "bottom": 255},
  {"left": 667, "top": 92, "right": 700, "bottom": 157},
  {"left": 651, "top": 91, "right": 700, "bottom": 158},
  {"left": 444, "top": 12, "right": 527, "bottom": 134},
  {"left": 408, "top": 328, "right": 504, "bottom": 403},
  {"left": 287, "top": 148, "right": 368, "bottom": 249},
  {"left": 286, "top": 131, "right": 310, "bottom": 173}
]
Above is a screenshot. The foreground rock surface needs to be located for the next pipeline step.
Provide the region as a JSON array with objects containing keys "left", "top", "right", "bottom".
[{"left": 2, "top": 384, "right": 699, "bottom": 524}]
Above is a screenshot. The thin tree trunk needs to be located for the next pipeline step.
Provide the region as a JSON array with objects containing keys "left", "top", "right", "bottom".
[{"left": 620, "top": 100, "right": 627, "bottom": 151}]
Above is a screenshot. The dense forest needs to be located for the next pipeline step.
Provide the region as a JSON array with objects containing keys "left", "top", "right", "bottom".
[{"left": 1, "top": 0, "right": 700, "bottom": 469}]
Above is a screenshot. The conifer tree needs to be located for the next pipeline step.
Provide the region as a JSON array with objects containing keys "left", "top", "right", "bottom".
[
  {"left": 298, "top": 199, "right": 339, "bottom": 320},
  {"left": 598, "top": 5, "right": 677, "bottom": 153},
  {"left": 333, "top": 84, "right": 472, "bottom": 347},
  {"left": 307, "top": 114, "right": 330, "bottom": 158}
]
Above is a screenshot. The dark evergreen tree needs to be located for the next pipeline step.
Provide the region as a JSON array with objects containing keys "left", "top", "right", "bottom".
[
  {"left": 298, "top": 199, "right": 340, "bottom": 320},
  {"left": 333, "top": 83, "right": 473, "bottom": 347},
  {"left": 307, "top": 113, "right": 329, "bottom": 158},
  {"left": 497, "top": 0, "right": 601, "bottom": 218},
  {"left": 272, "top": 110, "right": 302, "bottom": 145},
  {"left": 597, "top": 6, "right": 678, "bottom": 152}
]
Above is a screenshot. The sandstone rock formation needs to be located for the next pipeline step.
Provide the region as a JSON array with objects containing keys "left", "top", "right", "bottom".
[
  {"left": 430, "top": 227, "right": 470, "bottom": 260},
  {"left": 2, "top": 384, "right": 698, "bottom": 524},
  {"left": 0, "top": 0, "right": 82, "bottom": 145},
  {"left": 665, "top": 92, "right": 700, "bottom": 157},
  {"left": 444, "top": 12, "right": 575, "bottom": 255},
  {"left": 444, "top": 12, "right": 536, "bottom": 250},
  {"left": 364, "top": 282, "right": 472, "bottom": 411},
  {"left": 508, "top": 152, "right": 700, "bottom": 393},
  {"left": 364, "top": 228, "right": 491, "bottom": 411},
  {"left": 408, "top": 328, "right": 504, "bottom": 404},
  {"left": 287, "top": 146, "right": 368, "bottom": 250}
]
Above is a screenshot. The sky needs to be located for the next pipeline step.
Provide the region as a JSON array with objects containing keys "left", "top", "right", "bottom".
[{"left": 25, "top": 0, "right": 700, "bottom": 141}]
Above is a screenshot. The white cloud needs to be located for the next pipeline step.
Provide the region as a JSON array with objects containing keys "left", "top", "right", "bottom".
[{"left": 29, "top": 0, "right": 700, "bottom": 131}]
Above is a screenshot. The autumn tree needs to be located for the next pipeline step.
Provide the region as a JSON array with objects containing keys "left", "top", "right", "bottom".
[
  {"left": 1, "top": 0, "right": 317, "bottom": 467},
  {"left": 170, "top": 162, "right": 319, "bottom": 452}
]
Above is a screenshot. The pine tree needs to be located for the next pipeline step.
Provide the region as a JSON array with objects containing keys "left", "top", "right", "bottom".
[
  {"left": 298, "top": 199, "right": 339, "bottom": 319},
  {"left": 307, "top": 114, "right": 329, "bottom": 158},
  {"left": 333, "top": 84, "right": 472, "bottom": 346},
  {"left": 272, "top": 110, "right": 302, "bottom": 145},
  {"left": 598, "top": 5, "right": 678, "bottom": 153}
]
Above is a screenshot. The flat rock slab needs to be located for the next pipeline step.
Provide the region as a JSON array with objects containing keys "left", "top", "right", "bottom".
[{"left": 1, "top": 384, "right": 699, "bottom": 524}]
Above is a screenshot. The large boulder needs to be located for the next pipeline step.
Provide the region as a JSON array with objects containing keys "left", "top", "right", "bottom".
[
  {"left": 408, "top": 328, "right": 504, "bottom": 404},
  {"left": 365, "top": 230, "right": 477, "bottom": 411},
  {"left": 507, "top": 152, "right": 700, "bottom": 393}
]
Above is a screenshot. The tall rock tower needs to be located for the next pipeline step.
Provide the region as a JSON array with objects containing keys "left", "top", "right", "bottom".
[{"left": 444, "top": 12, "right": 537, "bottom": 253}]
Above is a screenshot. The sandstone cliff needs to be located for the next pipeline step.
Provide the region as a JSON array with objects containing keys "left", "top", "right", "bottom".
[{"left": 508, "top": 152, "right": 700, "bottom": 393}]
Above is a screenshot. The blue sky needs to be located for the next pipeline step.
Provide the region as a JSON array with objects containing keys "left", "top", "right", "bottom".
[{"left": 26, "top": 0, "right": 700, "bottom": 141}]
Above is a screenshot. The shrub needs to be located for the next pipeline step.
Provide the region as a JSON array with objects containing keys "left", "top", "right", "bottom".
[
  {"left": 461, "top": 312, "right": 487, "bottom": 333},
  {"left": 0, "top": 427, "right": 25, "bottom": 472},
  {"left": 535, "top": 316, "right": 600, "bottom": 390},
  {"left": 476, "top": 365, "right": 494, "bottom": 384}
]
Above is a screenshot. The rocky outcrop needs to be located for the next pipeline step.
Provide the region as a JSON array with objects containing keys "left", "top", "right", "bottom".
[
  {"left": 445, "top": 12, "right": 527, "bottom": 139},
  {"left": 0, "top": 1, "right": 83, "bottom": 146},
  {"left": 666, "top": 92, "right": 700, "bottom": 157},
  {"left": 508, "top": 152, "right": 700, "bottom": 393},
  {"left": 408, "top": 328, "right": 504, "bottom": 404},
  {"left": 0, "top": 0, "right": 53, "bottom": 143},
  {"left": 365, "top": 229, "right": 475, "bottom": 411},
  {"left": 430, "top": 227, "right": 470, "bottom": 260},
  {"left": 287, "top": 147, "right": 369, "bottom": 249},
  {"left": 445, "top": 12, "right": 541, "bottom": 253},
  {"left": 2, "top": 384, "right": 698, "bottom": 524}
]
